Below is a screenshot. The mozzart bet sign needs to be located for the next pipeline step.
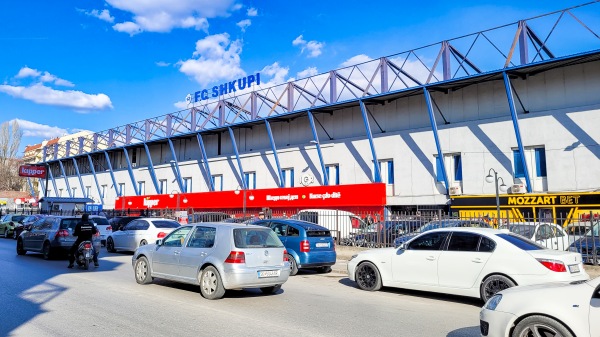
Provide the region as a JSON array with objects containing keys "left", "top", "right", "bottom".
[
  {"left": 118, "top": 183, "right": 386, "bottom": 210},
  {"left": 18, "top": 165, "right": 47, "bottom": 178}
]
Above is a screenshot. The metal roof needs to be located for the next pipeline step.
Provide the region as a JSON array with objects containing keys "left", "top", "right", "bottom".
[{"left": 38, "top": 197, "right": 94, "bottom": 204}]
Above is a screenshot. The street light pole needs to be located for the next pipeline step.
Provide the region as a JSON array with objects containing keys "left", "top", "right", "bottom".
[
  {"left": 235, "top": 186, "right": 254, "bottom": 219},
  {"left": 485, "top": 168, "right": 507, "bottom": 227}
]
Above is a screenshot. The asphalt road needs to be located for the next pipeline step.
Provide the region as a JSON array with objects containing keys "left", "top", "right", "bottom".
[{"left": 0, "top": 238, "right": 481, "bottom": 337}]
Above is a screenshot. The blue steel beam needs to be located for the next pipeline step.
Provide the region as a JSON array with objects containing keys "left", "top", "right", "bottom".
[
  {"left": 27, "top": 178, "right": 35, "bottom": 197},
  {"left": 307, "top": 111, "right": 329, "bottom": 185},
  {"left": 228, "top": 127, "right": 246, "bottom": 190},
  {"left": 196, "top": 133, "right": 214, "bottom": 191},
  {"left": 264, "top": 120, "right": 284, "bottom": 187},
  {"left": 122, "top": 148, "right": 140, "bottom": 196},
  {"left": 103, "top": 151, "right": 120, "bottom": 197},
  {"left": 503, "top": 72, "right": 532, "bottom": 192},
  {"left": 58, "top": 160, "right": 73, "bottom": 198},
  {"left": 38, "top": 178, "right": 46, "bottom": 198},
  {"left": 48, "top": 165, "right": 59, "bottom": 197},
  {"left": 87, "top": 154, "right": 104, "bottom": 204},
  {"left": 423, "top": 87, "right": 449, "bottom": 193},
  {"left": 359, "top": 100, "right": 382, "bottom": 183},
  {"left": 167, "top": 138, "right": 185, "bottom": 192},
  {"left": 143, "top": 143, "right": 161, "bottom": 194},
  {"left": 71, "top": 158, "right": 86, "bottom": 197}
]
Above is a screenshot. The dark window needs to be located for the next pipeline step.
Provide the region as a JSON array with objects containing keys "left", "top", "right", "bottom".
[
  {"left": 513, "top": 150, "right": 525, "bottom": 178},
  {"left": 408, "top": 232, "right": 449, "bottom": 251},
  {"left": 446, "top": 232, "right": 480, "bottom": 251},
  {"left": 152, "top": 220, "right": 180, "bottom": 229},
  {"left": 509, "top": 225, "right": 535, "bottom": 239},
  {"left": 162, "top": 227, "right": 192, "bottom": 247},
  {"left": 138, "top": 221, "right": 150, "bottom": 230},
  {"left": 233, "top": 228, "right": 283, "bottom": 248},
  {"left": 287, "top": 226, "right": 300, "bottom": 237},
  {"left": 90, "top": 217, "right": 109, "bottom": 226},
  {"left": 187, "top": 226, "right": 216, "bottom": 248},
  {"left": 271, "top": 222, "right": 288, "bottom": 236},
  {"left": 306, "top": 230, "right": 331, "bottom": 237},
  {"left": 60, "top": 218, "right": 79, "bottom": 230},
  {"left": 496, "top": 233, "right": 544, "bottom": 250},
  {"left": 535, "top": 148, "right": 547, "bottom": 177},
  {"left": 478, "top": 236, "right": 496, "bottom": 252},
  {"left": 454, "top": 155, "right": 462, "bottom": 181}
]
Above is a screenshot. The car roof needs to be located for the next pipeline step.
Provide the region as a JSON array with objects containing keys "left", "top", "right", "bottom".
[
  {"left": 186, "top": 222, "right": 270, "bottom": 230},
  {"left": 137, "top": 217, "right": 178, "bottom": 222},
  {"left": 427, "top": 227, "right": 503, "bottom": 234},
  {"left": 265, "top": 218, "right": 330, "bottom": 231}
]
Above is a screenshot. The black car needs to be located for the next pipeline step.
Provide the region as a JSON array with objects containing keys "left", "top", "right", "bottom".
[
  {"left": 108, "top": 216, "right": 141, "bottom": 232},
  {"left": 13, "top": 214, "right": 46, "bottom": 239}
]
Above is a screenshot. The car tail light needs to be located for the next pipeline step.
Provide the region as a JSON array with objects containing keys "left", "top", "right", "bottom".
[
  {"left": 157, "top": 232, "right": 167, "bottom": 239},
  {"left": 106, "top": 225, "right": 112, "bottom": 232},
  {"left": 300, "top": 240, "right": 310, "bottom": 252},
  {"left": 93, "top": 231, "right": 100, "bottom": 237},
  {"left": 225, "top": 251, "right": 245, "bottom": 264},
  {"left": 84, "top": 243, "right": 92, "bottom": 249},
  {"left": 537, "top": 258, "right": 567, "bottom": 272},
  {"left": 55, "top": 229, "right": 70, "bottom": 238},
  {"left": 283, "top": 250, "right": 288, "bottom": 262}
]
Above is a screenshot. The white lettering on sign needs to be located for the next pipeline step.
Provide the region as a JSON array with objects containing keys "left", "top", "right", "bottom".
[
  {"left": 308, "top": 192, "right": 341, "bottom": 200},
  {"left": 266, "top": 194, "right": 299, "bottom": 202},
  {"left": 143, "top": 199, "right": 159, "bottom": 207}
]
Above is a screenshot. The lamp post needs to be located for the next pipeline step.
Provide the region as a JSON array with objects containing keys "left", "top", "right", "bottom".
[
  {"left": 485, "top": 168, "right": 507, "bottom": 227},
  {"left": 234, "top": 186, "right": 254, "bottom": 218}
]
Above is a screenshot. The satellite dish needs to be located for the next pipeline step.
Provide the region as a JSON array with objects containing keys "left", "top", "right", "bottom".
[
  {"left": 301, "top": 173, "right": 314, "bottom": 186},
  {"left": 185, "top": 94, "right": 192, "bottom": 104}
]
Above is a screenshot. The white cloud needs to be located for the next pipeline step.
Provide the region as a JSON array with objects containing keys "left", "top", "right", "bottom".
[
  {"left": 155, "top": 61, "right": 171, "bottom": 67},
  {"left": 178, "top": 33, "right": 245, "bottom": 87},
  {"left": 260, "top": 62, "right": 291, "bottom": 86},
  {"left": 15, "top": 66, "right": 75, "bottom": 87},
  {"left": 16, "top": 67, "right": 41, "bottom": 79},
  {"left": 82, "top": 9, "right": 115, "bottom": 23},
  {"left": 13, "top": 119, "right": 68, "bottom": 138},
  {"left": 247, "top": 8, "right": 258, "bottom": 16},
  {"left": 237, "top": 19, "right": 251, "bottom": 32},
  {"left": 297, "top": 67, "right": 318, "bottom": 79},
  {"left": 106, "top": 0, "right": 236, "bottom": 35},
  {"left": 292, "top": 35, "right": 324, "bottom": 58},
  {"left": 0, "top": 83, "right": 113, "bottom": 112},
  {"left": 340, "top": 54, "right": 373, "bottom": 68}
]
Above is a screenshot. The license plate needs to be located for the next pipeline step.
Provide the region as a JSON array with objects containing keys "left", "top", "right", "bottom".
[
  {"left": 316, "top": 242, "right": 329, "bottom": 248},
  {"left": 568, "top": 264, "right": 580, "bottom": 273},
  {"left": 258, "top": 270, "right": 280, "bottom": 278},
  {"left": 85, "top": 252, "right": 91, "bottom": 258}
]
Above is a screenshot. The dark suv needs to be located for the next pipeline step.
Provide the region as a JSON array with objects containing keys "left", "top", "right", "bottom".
[{"left": 254, "top": 219, "right": 336, "bottom": 276}]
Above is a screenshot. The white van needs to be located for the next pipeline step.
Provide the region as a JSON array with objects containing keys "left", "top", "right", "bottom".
[{"left": 295, "top": 209, "right": 367, "bottom": 239}]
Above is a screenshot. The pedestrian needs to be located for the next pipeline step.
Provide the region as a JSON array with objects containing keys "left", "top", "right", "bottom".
[{"left": 258, "top": 211, "right": 265, "bottom": 220}]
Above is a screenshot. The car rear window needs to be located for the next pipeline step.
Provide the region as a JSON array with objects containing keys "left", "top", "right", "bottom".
[
  {"left": 13, "top": 215, "right": 26, "bottom": 222},
  {"left": 90, "top": 218, "right": 109, "bottom": 226},
  {"left": 153, "top": 220, "right": 180, "bottom": 228},
  {"left": 508, "top": 225, "right": 535, "bottom": 239},
  {"left": 307, "top": 230, "right": 331, "bottom": 237},
  {"left": 496, "top": 233, "right": 544, "bottom": 250},
  {"left": 60, "top": 219, "right": 79, "bottom": 230},
  {"left": 233, "top": 228, "right": 283, "bottom": 248}
]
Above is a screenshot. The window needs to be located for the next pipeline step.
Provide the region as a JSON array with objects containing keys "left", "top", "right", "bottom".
[
  {"left": 271, "top": 222, "right": 288, "bottom": 236},
  {"left": 478, "top": 237, "right": 496, "bottom": 252},
  {"left": 162, "top": 227, "right": 192, "bottom": 247},
  {"left": 453, "top": 155, "right": 462, "bottom": 181},
  {"left": 513, "top": 150, "right": 525, "bottom": 178},
  {"left": 244, "top": 172, "right": 256, "bottom": 189},
  {"left": 326, "top": 164, "right": 340, "bottom": 185},
  {"left": 183, "top": 177, "right": 192, "bottom": 193},
  {"left": 85, "top": 186, "right": 91, "bottom": 198},
  {"left": 159, "top": 179, "right": 167, "bottom": 194},
  {"left": 378, "top": 160, "right": 394, "bottom": 184},
  {"left": 534, "top": 148, "right": 547, "bottom": 177},
  {"left": 138, "top": 181, "right": 146, "bottom": 195},
  {"left": 211, "top": 175, "right": 223, "bottom": 191},
  {"left": 187, "top": 226, "right": 216, "bottom": 248},
  {"left": 72, "top": 187, "right": 77, "bottom": 197},
  {"left": 118, "top": 183, "right": 125, "bottom": 196},
  {"left": 408, "top": 232, "right": 449, "bottom": 250},
  {"left": 101, "top": 185, "right": 107, "bottom": 198},
  {"left": 446, "top": 233, "right": 480, "bottom": 251},
  {"left": 496, "top": 233, "right": 544, "bottom": 250},
  {"left": 282, "top": 168, "right": 294, "bottom": 188},
  {"left": 59, "top": 189, "right": 63, "bottom": 197},
  {"left": 131, "top": 148, "right": 137, "bottom": 167}
]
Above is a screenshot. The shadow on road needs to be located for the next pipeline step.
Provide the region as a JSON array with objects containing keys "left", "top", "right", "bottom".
[
  {"left": 446, "top": 326, "right": 480, "bottom": 337},
  {"left": 150, "top": 278, "right": 286, "bottom": 299}
]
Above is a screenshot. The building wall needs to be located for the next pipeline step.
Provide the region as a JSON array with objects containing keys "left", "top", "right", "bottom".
[{"left": 45, "top": 61, "right": 600, "bottom": 208}]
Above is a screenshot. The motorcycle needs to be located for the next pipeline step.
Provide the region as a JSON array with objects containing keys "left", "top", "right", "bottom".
[{"left": 75, "top": 241, "right": 96, "bottom": 270}]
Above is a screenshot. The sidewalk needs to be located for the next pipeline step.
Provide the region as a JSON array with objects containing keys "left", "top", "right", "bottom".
[{"left": 331, "top": 246, "right": 600, "bottom": 278}]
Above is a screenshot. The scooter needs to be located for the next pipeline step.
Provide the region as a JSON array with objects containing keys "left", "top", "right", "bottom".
[{"left": 75, "top": 241, "right": 96, "bottom": 270}]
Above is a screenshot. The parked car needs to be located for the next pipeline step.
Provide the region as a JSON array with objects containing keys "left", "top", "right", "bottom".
[
  {"left": 188, "top": 212, "right": 232, "bottom": 223},
  {"left": 107, "top": 218, "right": 180, "bottom": 253},
  {"left": 353, "top": 219, "right": 424, "bottom": 247},
  {"left": 86, "top": 215, "right": 111, "bottom": 246},
  {"left": 567, "top": 221, "right": 593, "bottom": 244},
  {"left": 254, "top": 219, "right": 336, "bottom": 276},
  {"left": 108, "top": 216, "right": 141, "bottom": 232},
  {"left": 508, "top": 222, "right": 570, "bottom": 250},
  {"left": 17, "top": 216, "right": 101, "bottom": 260},
  {"left": 392, "top": 219, "right": 491, "bottom": 247},
  {"left": 295, "top": 209, "right": 367, "bottom": 240},
  {"left": 13, "top": 214, "right": 46, "bottom": 239},
  {"left": 348, "top": 228, "right": 588, "bottom": 302},
  {"left": 480, "top": 276, "right": 600, "bottom": 337},
  {"left": 569, "top": 221, "right": 599, "bottom": 264},
  {"left": 132, "top": 223, "right": 290, "bottom": 299},
  {"left": 0, "top": 214, "right": 27, "bottom": 239}
]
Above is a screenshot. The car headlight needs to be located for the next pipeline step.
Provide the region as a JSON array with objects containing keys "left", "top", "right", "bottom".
[
  {"left": 485, "top": 294, "right": 502, "bottom": 311},
  {"left": 349, "top": 254, "right": 358, "bottom": 261}
]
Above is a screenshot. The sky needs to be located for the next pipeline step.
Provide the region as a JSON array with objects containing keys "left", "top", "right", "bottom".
[{"left": 1, "top": 0, "right": 599, "bottom": 154}]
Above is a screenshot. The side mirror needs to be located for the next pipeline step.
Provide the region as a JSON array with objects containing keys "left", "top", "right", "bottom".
[
  {"left": 155, "top": 239, "right": 163, "bottom": 246},
  {"left": 397, "top": 243, "right": 407, "bottom": 250}
]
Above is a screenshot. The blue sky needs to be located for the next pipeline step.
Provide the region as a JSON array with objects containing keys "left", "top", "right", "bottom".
[{"left": 1, "top": 0, "right": 598, "bottom": 154}]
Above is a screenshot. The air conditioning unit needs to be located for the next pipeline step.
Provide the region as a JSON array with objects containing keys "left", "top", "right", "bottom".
[
  {"left": 511, "top": 184, "right": 526, "bottom": 194},
  {"left": 449, "top": 186, "right": 462, "bottom": 195}
]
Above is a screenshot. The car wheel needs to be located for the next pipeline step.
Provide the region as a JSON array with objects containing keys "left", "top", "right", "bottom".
[
  {"left": 355, "top": 261, "right": 382, "bottom": 291},
  {"left": 512, "top": 315, "right": 574, "bottom": 337},
  {"left": 134, "top": 257, "right": 153, "bottom": 284},
  {"left": 260, "top": 285, "right": 282, "bottom": 294},
  {"left": 139, "top": 239, "right": 148, "bottom": 247},
  {"left": 317, "top": 266, "right": 332, "bottom": 274},
  {"left": 16, "top": 239, "right": 26, "bottom": 255},
  {"left": 288, "top": 254, "right": 299, "bottom": 276},
  {"left": 42, "top": 242, "right": 53, "bottom": 260},
  {"left": 84, "top": 258, "right": 89, "bottom": 270},
  {"left": 480, "top": 275, "right": 516, "bottom": 302},
  {"left": 199, "top": 266, "right": 226, "bottom": 300},
  {"left": 106, "top": 238, "right": 116, "bottom": 253}
]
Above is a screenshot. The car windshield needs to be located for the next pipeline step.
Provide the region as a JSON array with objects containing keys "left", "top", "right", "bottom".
[
  {"left": 585, "top": 223, "right": 599, "bottom": 237},
  {"left": 233, "top": 228, "right": 284, "bottom": 248},
  {"left": 13, "top": 215, "right": 26, "bottom": 222},
  {"left": 153, "top": 220, "right": 180, "bottom": 228},
  {"left": 496, "top": 233, "right": 545, "bottom": 250},
  {"left": 508, "top": 225, "right": 535, "bottom": 239}
]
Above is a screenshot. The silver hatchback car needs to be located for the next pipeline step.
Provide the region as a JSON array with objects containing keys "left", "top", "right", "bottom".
[{"left": 132, "top": 223, "right": 290, "bottom": 299}]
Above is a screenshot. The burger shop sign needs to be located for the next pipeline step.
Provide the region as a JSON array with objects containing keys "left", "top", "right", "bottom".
[{"left": 18, "top": 165, "right": 47, "bottom": 178}]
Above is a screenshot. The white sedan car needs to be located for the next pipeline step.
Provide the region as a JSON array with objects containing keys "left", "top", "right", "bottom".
[
  {"left": 480, "top": 276, "right": 600, "bottom": 337},
  {"left": 107, "top": 218, "right": 180, "bottom": 253},
  {"left": 508, "top": 222, "right": 570, "bottom": 250},
  {"left": 347, "top": 228, "right": 588, "bottom": 302}
]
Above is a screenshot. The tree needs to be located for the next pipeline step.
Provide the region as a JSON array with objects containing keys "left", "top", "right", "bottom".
[{"left": 0, "top": 120, "right": 24, "bottom": 190}]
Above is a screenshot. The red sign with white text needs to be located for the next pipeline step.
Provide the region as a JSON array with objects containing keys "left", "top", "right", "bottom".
[
  {"left": 18, "top": 165, "right": 47, "bottom": 178},
  {"left": 116, "top": 183, "right": 386, "bottom": 211}
]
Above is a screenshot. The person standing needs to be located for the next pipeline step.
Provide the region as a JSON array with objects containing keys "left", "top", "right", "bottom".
[{"left": 68, "top": 213, "right": 99, "bottom": 268}]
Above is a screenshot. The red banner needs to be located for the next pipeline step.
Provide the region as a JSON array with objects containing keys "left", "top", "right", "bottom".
[
  {"left": 116, "top": 183, "right": 386, "bottom": 211},
  {"left": 18, "top": 165, "right": 47, "bottom": 178}
]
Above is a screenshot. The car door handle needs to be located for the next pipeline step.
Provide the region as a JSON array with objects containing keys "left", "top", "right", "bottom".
[
  {"left": 472, "top": 258, "right": 483, "bottom": 263},
  {"left": 426, "top": 256, "right": 436, "bottom": 261}
]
